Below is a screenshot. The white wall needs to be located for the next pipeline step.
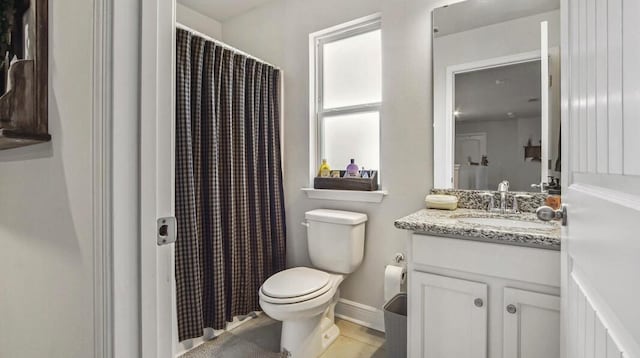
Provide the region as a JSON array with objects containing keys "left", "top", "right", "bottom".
[
  {"left": 0, "top": 0, "right": 95, "bottom": 357},
  {"left": 177, "top": 3, "right": 223, "bottom": 39},
  {"left": 456, "top": 117, "right": 541, "bottom": 191},
  {"left": 222, "top": 0, "right": 443, "bottom": 311},
  {"left": 433, "top": 10, "right": 560, "bottom": 187}
]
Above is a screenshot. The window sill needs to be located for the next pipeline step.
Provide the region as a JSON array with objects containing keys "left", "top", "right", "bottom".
[{"left": 301, "top": 188, "right": 388, "bottom": 203}]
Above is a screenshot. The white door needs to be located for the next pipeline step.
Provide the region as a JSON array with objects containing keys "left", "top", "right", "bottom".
[
  {"left": 140, "top": 0, "right": 176, "bottom": 357},
  {"left": 561, "top": 0, "right": 640, "bottom": 357},
  {"left": 455, "top": 132, "right": 487, "bottom": 165},
  {"left": 410, "top": 272, "right": 487, "bottom": 358},
  {"left": 503, "top": 288, "right": 560, "bottom": 358}
]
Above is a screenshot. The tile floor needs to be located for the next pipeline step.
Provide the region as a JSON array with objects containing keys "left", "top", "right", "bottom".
[
  {"left": 320, "top": 319, "right": 386, "bottom": 358},
  {"left": 181, "top": 313, "right": 386, "bottom": 358}
]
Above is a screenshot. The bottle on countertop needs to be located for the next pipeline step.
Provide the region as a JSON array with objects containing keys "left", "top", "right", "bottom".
[
  {"left": 361, "top": 167, "right": 369, "bottom": 178},
  {"left": 317, "top": 159, "right": 331, "bottom": 177},
  {"left": 545, "top": 195, "right": 562, "bottom": 210},
  {"left": 345, "top": 159, "right": 359, "bottom": 177}
]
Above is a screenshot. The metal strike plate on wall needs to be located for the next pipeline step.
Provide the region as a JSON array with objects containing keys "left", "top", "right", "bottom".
[{"left": 157, "top": 217, "right": 177, "bottom": 246}]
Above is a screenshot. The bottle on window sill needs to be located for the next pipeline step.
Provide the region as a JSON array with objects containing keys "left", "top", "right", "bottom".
[
  {"left": 317, "top": 159, "right": 331, "bottom": 177},
  {"left": 345, "top": 159, "right": 359, "bottom": 177}
]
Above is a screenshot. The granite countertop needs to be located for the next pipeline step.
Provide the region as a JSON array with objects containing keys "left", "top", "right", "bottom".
[{"left": 394, "top": 208, "right": 561, "bottom": 250}]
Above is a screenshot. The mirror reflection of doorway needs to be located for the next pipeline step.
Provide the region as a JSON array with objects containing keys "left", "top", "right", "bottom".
[
  {"left": 455, "top": 132, "right": 488, "bottom": 189},
  {"left": 455, "top": 132, "right": 487, "bottom": 165},
  {"left": 453, "top": 60, "right": 544, "bottom": 192}
]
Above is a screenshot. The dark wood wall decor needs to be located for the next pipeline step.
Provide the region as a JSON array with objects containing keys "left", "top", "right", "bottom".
[
  {"left": 0, "top": 0, "right": 49, "bottom": 150},
  {"left": 523, "top": 139, "right": 541, "bottom": 162}
]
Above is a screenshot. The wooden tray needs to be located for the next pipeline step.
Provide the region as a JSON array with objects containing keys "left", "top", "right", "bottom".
[{"left": 314, "top": 170, "right": 378, "bottom": 191}]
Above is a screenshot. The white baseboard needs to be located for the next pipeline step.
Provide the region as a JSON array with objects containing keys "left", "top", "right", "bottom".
[{"left": 335, "top": 298, "right": 385, "bottom": 333}]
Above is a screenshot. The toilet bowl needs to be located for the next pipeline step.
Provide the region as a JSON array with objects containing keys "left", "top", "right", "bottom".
[
  {"left": 258, "top": 209, "right": 367, "bottom": 358},
  {"left": 259, "top": 267, "right": 344, "bottom": 357}
]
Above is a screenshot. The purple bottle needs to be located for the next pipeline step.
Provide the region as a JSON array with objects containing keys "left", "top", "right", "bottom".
[{"left": 346, "top": 159, "right": 359, "bottom": 177}]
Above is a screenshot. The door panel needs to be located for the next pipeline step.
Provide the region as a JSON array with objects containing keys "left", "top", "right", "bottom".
[
  {"left": 567, "top": 272, "right": 624, "bottom": 358},
  {"left": 410, "top": 272, "right": 487, "bottom": 358},
  {"left": 621, "top": 0, "right": 640, "bottom": 176},
  {"left": 562, "top": 0, "right": 640, "bottom": 357},
  {"left": 565, "top": 180, "right": 640, "bottom": 357},
  {"left": 605, "top": 0, "right": 623, "bottom": 175},
  {"left": 503, "top": 288, "right": 560, "bottom": 358}
]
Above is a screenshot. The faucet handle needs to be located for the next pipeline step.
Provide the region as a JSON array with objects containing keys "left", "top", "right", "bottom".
[
  {"left": 512, "top": 194, "right": 532, "bottom": 213},
  {"left": 531, "top": 182, "right": 549, "bottom": 192},
  {"left": 479, "top": 192, "right": 495, "bottom": 211}
]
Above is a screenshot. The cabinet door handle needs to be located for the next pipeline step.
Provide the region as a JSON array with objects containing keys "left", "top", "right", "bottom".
[
  {"left": 506, "top": 304, "right": 517, "bottom": 314},
  {"left": 474, "top": 298, "right": 484, "bottom": 307}
]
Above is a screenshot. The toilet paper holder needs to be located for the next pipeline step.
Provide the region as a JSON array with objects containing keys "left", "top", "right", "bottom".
[{"left": 393, "top": 253, "right": 405, "bottom": 264}]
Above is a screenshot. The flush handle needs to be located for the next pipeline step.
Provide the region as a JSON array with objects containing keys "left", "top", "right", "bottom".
[{"left": 536, "top": 204, "right": 568, "bottom": 226}]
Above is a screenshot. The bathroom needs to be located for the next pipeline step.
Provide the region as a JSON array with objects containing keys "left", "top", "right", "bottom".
[{"left": 0, "top": 0, "right": 638, "bottom": 357}]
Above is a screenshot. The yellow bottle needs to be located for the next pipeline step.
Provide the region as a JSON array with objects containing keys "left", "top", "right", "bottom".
[{"left": 317, "top": 159, "right": 331, "bottom": 177}]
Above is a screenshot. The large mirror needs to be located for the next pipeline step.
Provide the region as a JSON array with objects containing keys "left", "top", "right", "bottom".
[{"left": 432, "top": 0, "right": 561, "bottom": 193}]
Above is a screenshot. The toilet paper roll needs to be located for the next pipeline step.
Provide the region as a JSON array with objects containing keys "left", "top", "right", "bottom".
[{"left": 384, "top": 264, "right": 407, "bottom": 302}]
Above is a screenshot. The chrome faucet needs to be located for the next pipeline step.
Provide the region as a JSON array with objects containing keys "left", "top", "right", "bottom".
[
  {"left": 480, "top": 181, "right": 532, "bottom": 213},
  {"left": 497, "top": 180, "right": 510, "bottom": 213}
]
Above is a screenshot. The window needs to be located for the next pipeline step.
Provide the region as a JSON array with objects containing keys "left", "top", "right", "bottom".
[{"left": 311, "top": 16, "right": 382, "bottom": 180}]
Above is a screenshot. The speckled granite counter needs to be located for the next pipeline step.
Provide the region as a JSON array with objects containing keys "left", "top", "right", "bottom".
[{"left": 394, "top": 208, "right": 561, "bottom": 250}]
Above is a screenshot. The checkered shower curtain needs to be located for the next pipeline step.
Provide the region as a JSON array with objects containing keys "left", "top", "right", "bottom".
[{"left": 175, "top": 29, "right": 286, "bottom": 342}]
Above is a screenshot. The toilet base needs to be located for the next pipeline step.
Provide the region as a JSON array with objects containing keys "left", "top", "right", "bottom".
[{"left": 280, "top": 300, "right": 340, "bottom": 358}]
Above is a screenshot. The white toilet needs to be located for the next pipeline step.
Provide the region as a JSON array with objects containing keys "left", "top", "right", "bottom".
[{"left": 259, "top": 209, "right": 367, "bottom": 358}]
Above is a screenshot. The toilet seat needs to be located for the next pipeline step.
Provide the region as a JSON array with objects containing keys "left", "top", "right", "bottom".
[{"left": 260, "top": 267, "right": 333, "bottom": 304}]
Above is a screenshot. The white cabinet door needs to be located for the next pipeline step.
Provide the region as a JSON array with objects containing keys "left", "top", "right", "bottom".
[
  {"left": 410, "top": 271, "right": 487, "bottom": 358},
  {"left": 503, "top": 288, "right": 560, "bottom": 358}
]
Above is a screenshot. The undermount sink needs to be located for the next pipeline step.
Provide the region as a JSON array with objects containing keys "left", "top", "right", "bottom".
[{"left": 457, "top": 217, "right": 552, "bottom": 230}]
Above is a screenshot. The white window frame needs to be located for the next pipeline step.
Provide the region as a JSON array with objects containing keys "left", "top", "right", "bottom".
[{"left": 308, "top": 14, "right": 382, "bottom": 186}]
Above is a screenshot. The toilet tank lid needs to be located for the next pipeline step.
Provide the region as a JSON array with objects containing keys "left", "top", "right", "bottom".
[{"left": 305, "top": 209, "right": 367, "bottom": 225}]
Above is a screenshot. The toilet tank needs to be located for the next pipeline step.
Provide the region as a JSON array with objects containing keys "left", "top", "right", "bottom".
[{"left": 304, "top": 209, "right": 367, "bottom": 274}]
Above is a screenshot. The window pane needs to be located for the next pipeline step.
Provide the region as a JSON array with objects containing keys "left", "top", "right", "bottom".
[
  {"left": 322, "top": 29, "right": 381, "bottom": 109},
  {"left": 322, "top": 111, "right": 380, "bottom": 171}
]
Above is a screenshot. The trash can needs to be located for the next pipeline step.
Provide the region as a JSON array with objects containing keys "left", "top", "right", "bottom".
[{"left": 383, "top": 293, "right": 407, "bottom": 358}]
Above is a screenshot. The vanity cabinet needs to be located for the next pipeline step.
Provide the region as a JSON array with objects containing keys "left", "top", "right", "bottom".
[
  {"left": 410, "top": 272, "right": 487, "bottom": 358},
  {"left": 502, "top": 288, "right": 560, "bottom": 358},
  {"left": 408, "top": 234, "right": 560, "bottom": 358}
]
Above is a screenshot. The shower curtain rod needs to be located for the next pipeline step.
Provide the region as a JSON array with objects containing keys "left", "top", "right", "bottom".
[{"left": 176, "top": 23, "right": 281, "bottom": 70}]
